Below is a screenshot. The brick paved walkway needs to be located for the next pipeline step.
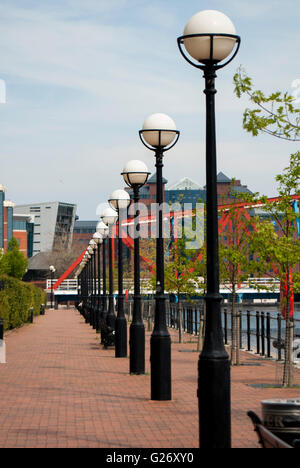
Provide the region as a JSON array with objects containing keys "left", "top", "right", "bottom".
[{"left": 0, "top": 308, "right": 299, "bottom": 448}]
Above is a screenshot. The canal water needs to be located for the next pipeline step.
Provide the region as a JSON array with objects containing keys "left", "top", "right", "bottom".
[{"left": 221, "top": 304, "right": 300, "bottom": 360}]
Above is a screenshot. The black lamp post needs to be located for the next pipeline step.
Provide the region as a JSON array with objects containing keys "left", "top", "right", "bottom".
[
  {"left": 89, "top": 239, "right": 97, "bottom": 329},
  {"left": 87, "top": 246, "right": 94, "bottom": 325},
  {"left": 97, "top": 221, "right": 109, "bottom": 341},
  {"left": 49, "top": 265, "right": 55, "bottom": 309},
  {"left": 139, "top": 113, "right": 180, "bottom": 400},
  {"left": 101, "top": 207, "right": 118, "bottom": 331},
  {"left": 122, "top": 160, "right": 150, "bottom": 374},
  {"left": 108, "top": 190, "right": 131, "bottom": 358},
  {"left": 177, "top": 9, "right": 240, "bottom": 449},
  {"left": 93, "top": 232, "right": 103, "bottom": 333},
  {"left": 83, "top": 255, "right": 89, "bottom": 323}
]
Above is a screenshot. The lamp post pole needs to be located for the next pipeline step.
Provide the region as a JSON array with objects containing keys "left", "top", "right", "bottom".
[
  {"left": 108, "top": 191, "right": 130, "bottom": 359},
  {"left": 93, "top": 232, "right": 103, "bottom": 334},
  {"left": 177, "top": 9, "right": 240, "bottom": 448},
  {"left": 139, "top": 113, "right": 180, "bottom": 400},
  {"left": 83, "top": 260, "right": 89, "bottom": 323},
  {"left": 88, "top": 254, "right": 92, "bottom": 325},
  {"left": 89, "top": 240, "right": 97, "bottom": 329},
  {"left": 93, "top": 248, "right": 97, "bottom": 329},
  {"left": 130, "top": 185, "right": 144, "bottom": 373},
  {"left": 96, "top": 221, "right": 109, "bottom": 345},
  {"left": 116, "top": 215, "right": 127, "bottom": 357},
  {"left": 102, "top": 238, "right": 107, "bottom": 325},
  {"left": 152, "top": 147, "right": 171, "bottom": 399},
  {"left": 121, "top": 160, "right": 150, "bottom": 375},
  {"left": 107, "top": 225, "right": 116, "bottom": 330},
  {"left": 96, "top": 242, "right": 101, "bottom": 332}
]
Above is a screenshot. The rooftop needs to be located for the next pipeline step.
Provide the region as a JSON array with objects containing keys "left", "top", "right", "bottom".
[
  {"left": 217, "top": 172, "right": 232, "bottom": 183},
  {"left": 168, "top": 177, "right": 203, "bottom": 191},
  {"left": 147, "top": 173, "right": 168, "bottom": 185}
]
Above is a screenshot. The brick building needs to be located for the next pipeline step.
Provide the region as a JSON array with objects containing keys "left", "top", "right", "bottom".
[
  {"left": 216, "top": 172, "right": 252, "bottom": 204},
  {"left": 72, "top": 220, "right": 98, "bottom": 248},
  {"left": 125, "top": 173, "right": 168, "bottom": 211}
]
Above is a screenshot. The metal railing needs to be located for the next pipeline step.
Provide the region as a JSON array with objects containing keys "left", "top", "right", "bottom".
[
  {"left": 46, "top": 279, "right": 78, "bottom": 291},
  {"left": 222, "top": 309, "right": 300, "bottom": 361},
  {"left": 135, "top": 298, "right": 299, "bottom": 363}
]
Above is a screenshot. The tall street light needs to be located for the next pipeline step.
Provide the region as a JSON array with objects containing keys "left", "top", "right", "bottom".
[
  {"left": 49, "top": 265, "right": 56, "bottom": 309},
  {"left": 87, "top": 245, "right": 94, "bottom": 326},
  {"left": 108, "top": 190, "right": 131, "bottom": 358},
  {"left": 81, "top": 256, "right": 88, "bottom": 315},
  {"left": 122, "top": 160, "right": 150, "bottom": 374},
  {"left": 101, "top": 207, "right": 118, "bottom": 331},
  {"left": 177, "top": 9, "right": 240, "bottom": 448},
  {"left": 139, "top": 113, "right": 180, "bottom": 400},
  {"left": 93, "top": 232, "right": 103, "bottom": 333},
  {"left": 89, "top": 239, "right": 97, "bottom": 329},
  {"left": 97, "top": 221, "right": 109, "bottom": 341}
]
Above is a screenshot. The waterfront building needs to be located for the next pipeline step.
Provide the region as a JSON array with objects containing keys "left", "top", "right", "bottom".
[{"left": 14, "top": 202, "right": 77, "bottom": 256}]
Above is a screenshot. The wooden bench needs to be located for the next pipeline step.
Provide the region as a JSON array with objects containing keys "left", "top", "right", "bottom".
[
  {"left": 248, "top": 411, "right": 300, "bottom": 448},
  {"left": 99, "top": 318, "right": 115, "bottom": 348}
]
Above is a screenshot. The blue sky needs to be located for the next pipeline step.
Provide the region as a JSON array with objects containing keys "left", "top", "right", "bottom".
[{"left": 0, "top": 0, "right": 299, "bottom": 219}]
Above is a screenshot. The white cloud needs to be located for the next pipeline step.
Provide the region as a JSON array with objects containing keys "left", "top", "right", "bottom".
[{"left": 0, "top": 1, "right": 299, "bottom": 219}]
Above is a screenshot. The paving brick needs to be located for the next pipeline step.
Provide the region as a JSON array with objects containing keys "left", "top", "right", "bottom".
[{"left": 0, "top": 308, "right": 299, "bottom": 448}]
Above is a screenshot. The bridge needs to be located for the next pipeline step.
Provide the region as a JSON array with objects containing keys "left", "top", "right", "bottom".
[
  {"left": 48, "top": 194, "right": 299, "bottom": 307},
  {"left": 46, "top": 277, "right": 282, "bottom": 305}
]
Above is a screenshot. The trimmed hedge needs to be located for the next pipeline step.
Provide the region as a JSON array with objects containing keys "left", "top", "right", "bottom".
[{"left": 0, "top": 275, "right": 47, "bottom": 330}]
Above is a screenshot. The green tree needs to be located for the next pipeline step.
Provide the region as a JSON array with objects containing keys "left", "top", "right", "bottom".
[
  {"left": 248, "top": 152, "right": 300, "bottom": 387},
  {"left": 0, "top": 238, "right": 28, "bottom": 280},
  {"left": 219, "top": 190, "right": 259, "bottom": 366},
  {"left": 234, "top": 67, "right": 300, "bottom": 141},
  {"left": 164, "top": 234, "right": 205, "bottom": 344}
]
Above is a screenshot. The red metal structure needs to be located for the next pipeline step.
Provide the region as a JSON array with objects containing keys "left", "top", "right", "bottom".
[{"left": 53, "top": 194, "right": 300, "bottom": 296}]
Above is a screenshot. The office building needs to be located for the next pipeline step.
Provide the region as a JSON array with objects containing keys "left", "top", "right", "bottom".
[{"left": 14, "top": 202, "right": 77, "bottom": 256}]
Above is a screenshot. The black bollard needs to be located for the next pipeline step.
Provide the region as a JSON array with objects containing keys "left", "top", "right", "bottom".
[
  {"left": 29, "top": 308, "right": 34, "bottom": 324},
  {"left": 0, "top": 319, "right": 4, "bottom": 340},
  {"left": 247, "top": 311, "right": 251, "bottom": 351},
  {"left": 261, "top": 312, "right": 265, "bottom": 356}
]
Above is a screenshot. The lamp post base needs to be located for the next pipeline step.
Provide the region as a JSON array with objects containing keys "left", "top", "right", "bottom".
[
  {"left": 115, "top": 316, "right": 127, "bottom": 358},
  {"left": 130, "top": 322, "right": 145, "bottom": 374},
  {"left": 150, "top": 333, "right": 171, "bottom": 401},
  {"left": 198, "top": 356, "right": 231, "bottom": 448},
  {"left": 106, "top": 295, "right": 116, "bottom": 330}
]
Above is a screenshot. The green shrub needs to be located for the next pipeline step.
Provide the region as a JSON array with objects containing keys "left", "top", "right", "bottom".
[{"left": 0, "top": 275, "right": 47, "bottom": 330}]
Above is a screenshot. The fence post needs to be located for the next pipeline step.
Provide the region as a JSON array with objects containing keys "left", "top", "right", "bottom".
[
  {"left": 247, "top": 310, "right": 251, "bottom": 351},
  {"left": 261, "top": 312, "right": 265, "bottom": 356},
  {"left": 147, "top": 302, "right": 152, "bottom": 332},
  {"left": 256, "top": 311, "right": 260, "bottom": 355},
  {"left": 0, "top": 319, "right": 4, "bottom": 340},
  {"left": 224, "top": 309, "right": 228, "bottom": 345},
  {"left": 239, "top": 310, "right": 243, "bottom": 350},
  {"left": 266, "top": 312, "right": 271, "bottom": 358},
  {"left": 277, "top": 313, "right": 282, "bottom": 361}
]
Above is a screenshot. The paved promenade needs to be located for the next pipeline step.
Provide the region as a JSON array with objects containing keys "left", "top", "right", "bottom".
[{"left": 0, "top": 308, "right": 299, "bottom": 448}]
